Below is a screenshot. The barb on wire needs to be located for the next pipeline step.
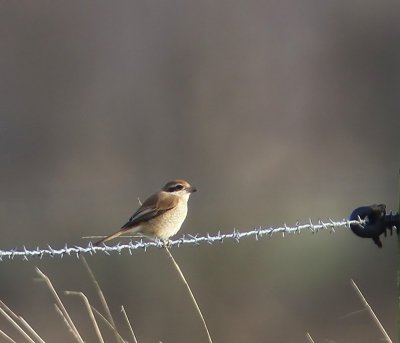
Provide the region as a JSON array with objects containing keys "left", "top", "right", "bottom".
[{"left": 0, "top": 219, "right": 362, "bottom": 262}]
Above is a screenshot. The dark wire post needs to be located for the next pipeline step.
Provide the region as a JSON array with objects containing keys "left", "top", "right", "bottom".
[{"left": 397, "top": 169, "right": 400, "bottom": 342}]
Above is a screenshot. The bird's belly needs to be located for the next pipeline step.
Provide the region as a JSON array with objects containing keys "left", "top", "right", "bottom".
[{"left": 145, "top": 204, "right": 188, "bottom": 240}]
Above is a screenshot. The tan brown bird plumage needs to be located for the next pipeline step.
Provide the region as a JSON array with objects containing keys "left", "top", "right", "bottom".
[{"left": 94, "top": 179, "right": 197, "bottom": 246}]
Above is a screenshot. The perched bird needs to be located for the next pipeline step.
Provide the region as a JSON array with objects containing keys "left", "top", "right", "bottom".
[{"left": 94, "top": 179, "right": 197, "bottom": 246}]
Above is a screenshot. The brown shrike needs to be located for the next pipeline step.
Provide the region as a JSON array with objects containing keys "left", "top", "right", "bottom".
[{"left": 94, "top": 179, "right": 197, "bottom": 246}]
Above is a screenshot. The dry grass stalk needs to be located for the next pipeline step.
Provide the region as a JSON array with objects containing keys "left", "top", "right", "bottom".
[
  {"left": 0, "top": 306, "right": 36, "bottom": 343},
  {"left": 81, "top": 256, "right": 124, "bottom": 343},
  {"left": 121, "top": 306, "right": 138, "bottom": 343},
  {"left": 0, "top": 300, "right": 45, "bottom": 343},
  {"left": 164, "top": 246, "right": 212, "bottom": 343},
  {"left": 65, "top": 291, "right": 105, "bottom": 343},
  {"left": 90, "top": 306, "right": 127, "bottom": 342},
  {"left": 53, "top": 304, "right": 83, "bottom": 343},
  {"left": 36, "top": 267, "right": 84, "bottom": 343},
  {"left": 351, "top": 279, "right": 392, "bottom": 343},
  {"left": 305, "top": 332, "right": 315, "bottom": 343},
  {"left": 0, "top": 329, "right": 17, "bottom": 343},
  {"left": 18, "top": 317, "right": 46, "bottom": 343}
]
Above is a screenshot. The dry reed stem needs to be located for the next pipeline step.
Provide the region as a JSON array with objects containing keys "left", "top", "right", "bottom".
[
  {"left": 81, "top": 256, "right": 124, "bottom": 343},
  {"left": 90, "top": 306, "right": 127, "bottom": 342},
  {"left": 121, "top": 306, "right": 138, "bottom": 343},
  {"left": 305, "top": 332, "right": 315, "bottom": 343},
  {"left": 18, "top": 317, "right": 46, "bottom": 343},
  {"left": 0, "top": 300, "right": 45, "bottom": 343},
  {"left": 351, "top": 279, "right": 392, "bottom": 343},
  {"left": 164, "top": 246, "right": 212, "bottom": 343},
  {"left": 36, "top": 268, "right": 84, "bottom": 343},
  {"left": 0, "top": 307, "right": 36, "bottom": 343},
  {"left": 53, "top": 304, "right": 83, "bottom": 343},
  {"left": 65, "top": 291, "right": 105, "bottom": 343},
  {"left": 0, "top": 329, "right": 17, "bottom": 343}
]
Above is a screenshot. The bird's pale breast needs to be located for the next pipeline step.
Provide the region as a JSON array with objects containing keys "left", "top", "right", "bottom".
[{"left": 141, "top": 201, "right": 188, "bottom": 240}]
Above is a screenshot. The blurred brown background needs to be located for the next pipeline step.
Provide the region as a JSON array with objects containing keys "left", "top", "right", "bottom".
[{"left": 0, "top": 1, "right": 399, "bottom": 342}]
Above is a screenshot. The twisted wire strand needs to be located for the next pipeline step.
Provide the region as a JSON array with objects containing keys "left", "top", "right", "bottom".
[{"left": 0, "top": 219, "right": 362, "bottom": 261}]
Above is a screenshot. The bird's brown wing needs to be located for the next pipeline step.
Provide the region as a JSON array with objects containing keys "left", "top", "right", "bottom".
[
  {"left": 94, "top": 192, "right": 178, "bottom": 246},
  {"left": 121, "top": 192, "right": 178, "bottom": 229}
]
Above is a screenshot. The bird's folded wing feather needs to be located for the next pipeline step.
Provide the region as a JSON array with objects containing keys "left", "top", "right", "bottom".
[{"left": 121, "top": 192, "right": 178, "bottom": 229}]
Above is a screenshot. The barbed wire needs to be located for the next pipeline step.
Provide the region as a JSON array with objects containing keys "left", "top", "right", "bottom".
[{"left": 0, "top": 218, "right": 366, "bottom": 262}]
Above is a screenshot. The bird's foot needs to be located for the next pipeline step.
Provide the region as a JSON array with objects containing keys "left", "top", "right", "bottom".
[{"left": 162, "top": 239, "right": 172, "bottom": 248}]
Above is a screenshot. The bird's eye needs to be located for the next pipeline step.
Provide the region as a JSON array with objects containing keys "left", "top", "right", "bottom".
[{"left": 169, "top": 184, "right": 184, "bottom": 192}]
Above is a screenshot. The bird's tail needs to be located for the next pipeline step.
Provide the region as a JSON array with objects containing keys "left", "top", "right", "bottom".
[{"left": 94, "top": 229, "right": 126, "bottom": 246}]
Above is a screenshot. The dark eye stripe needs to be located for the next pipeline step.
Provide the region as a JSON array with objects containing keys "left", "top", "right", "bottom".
[{"left": 168, "top": 184, "right": 184, "bottom": 192}]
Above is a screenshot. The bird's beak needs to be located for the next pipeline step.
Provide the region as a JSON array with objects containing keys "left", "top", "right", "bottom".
[{"left": 187, "top": 186, "right": 197, "bottom": 193}]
